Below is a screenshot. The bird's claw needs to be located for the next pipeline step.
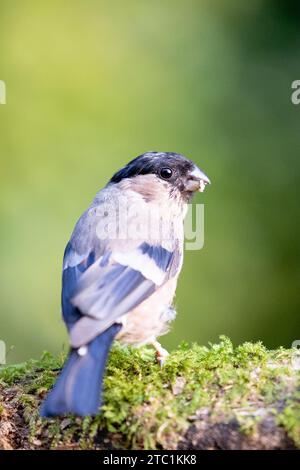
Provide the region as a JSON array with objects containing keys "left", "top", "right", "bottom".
[
  {"left": 152, "top": 341, "right": 169, "bottom": 368},
  {"left": 156, "top": 352, "right": 168, "bottom": 368}
]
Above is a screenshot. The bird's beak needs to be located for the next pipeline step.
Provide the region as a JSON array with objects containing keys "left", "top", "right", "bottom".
[{"left": 185, "top": 166, "right": 211, "bottom": 193}]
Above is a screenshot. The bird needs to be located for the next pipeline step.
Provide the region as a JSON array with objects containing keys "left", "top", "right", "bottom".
[{"left": 40, "top": 151, "right": 210, "bottom": 417}]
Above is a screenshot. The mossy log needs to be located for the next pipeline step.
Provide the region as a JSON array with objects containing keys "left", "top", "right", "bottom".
[{"left": 0, "top": 337, "right": 299, "bottom": 450}]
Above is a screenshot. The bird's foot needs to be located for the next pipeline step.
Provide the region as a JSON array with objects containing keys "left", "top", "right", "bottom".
[{"left": 152, "top": 340, "right": 169, "bottom": 368}]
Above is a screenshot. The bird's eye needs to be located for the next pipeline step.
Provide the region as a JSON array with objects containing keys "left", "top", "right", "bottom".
[{"left": 160, "top": 167, "right": 173, "bottom": 179}]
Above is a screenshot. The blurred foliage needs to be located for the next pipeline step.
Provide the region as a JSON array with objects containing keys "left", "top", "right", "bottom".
[{"left": 0, "top": 0, "right": 299, "bottom": 363}]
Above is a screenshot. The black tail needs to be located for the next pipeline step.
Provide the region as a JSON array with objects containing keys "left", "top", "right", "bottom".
[{"left": 40, "top": 323, "right": 121, "bottom": 417}]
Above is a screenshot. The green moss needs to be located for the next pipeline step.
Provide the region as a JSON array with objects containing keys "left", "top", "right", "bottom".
[
  {"left": 277, "top": 392, "right": 300, "bottom": 447},
  {"left": 0, "top": 351, "right": 64, "bottom": 387},
  {"left": 0, "top": 337, "right": 299, "bottom": 449}
]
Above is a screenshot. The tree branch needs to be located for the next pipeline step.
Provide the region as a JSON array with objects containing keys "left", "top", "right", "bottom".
[{"left": 0, "top": 337, "right": 299, "bottom": 450}]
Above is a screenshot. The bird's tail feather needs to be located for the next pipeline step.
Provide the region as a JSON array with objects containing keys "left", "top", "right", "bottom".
[{"left": 40, "top": 323, "right": 121, "bottom": 417}]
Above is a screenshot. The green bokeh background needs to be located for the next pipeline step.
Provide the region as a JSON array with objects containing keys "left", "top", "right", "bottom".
[{"left": 1, "top": 0, "right": 299, "bottom": 363}]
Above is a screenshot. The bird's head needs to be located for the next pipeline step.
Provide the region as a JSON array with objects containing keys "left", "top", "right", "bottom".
[{"left": 110, "top": 151, "right": 211, "bottom": 202}]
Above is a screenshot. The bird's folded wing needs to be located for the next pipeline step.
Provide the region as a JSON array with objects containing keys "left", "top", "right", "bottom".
[{"left": 65, "top": 242, "right": 178, "bottom": 348}]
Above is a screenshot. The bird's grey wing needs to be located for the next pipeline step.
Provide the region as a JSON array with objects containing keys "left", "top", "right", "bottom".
[
  {"left": 69, "top": 241, "right": 180, "bottom": 348},
  {"left": 62, "top": 242, "right": 95, "bottom": 327},
  {"left": 62, "top": 204, "right": 109, "bottom": 328}
]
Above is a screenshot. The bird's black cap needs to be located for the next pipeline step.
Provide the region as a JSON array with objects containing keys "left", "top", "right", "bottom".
[{"left": 110, "top": 151, "right": 195, "bottom": 184}]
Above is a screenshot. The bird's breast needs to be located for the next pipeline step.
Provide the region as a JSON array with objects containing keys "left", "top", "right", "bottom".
[{"left": 116, "top": 277, "right": 178, "bottom": 345}]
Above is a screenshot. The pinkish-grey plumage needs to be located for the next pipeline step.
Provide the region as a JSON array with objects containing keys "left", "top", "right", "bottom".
[{"left": 41, "top": 151, "right": 210, "bottom": 417}]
